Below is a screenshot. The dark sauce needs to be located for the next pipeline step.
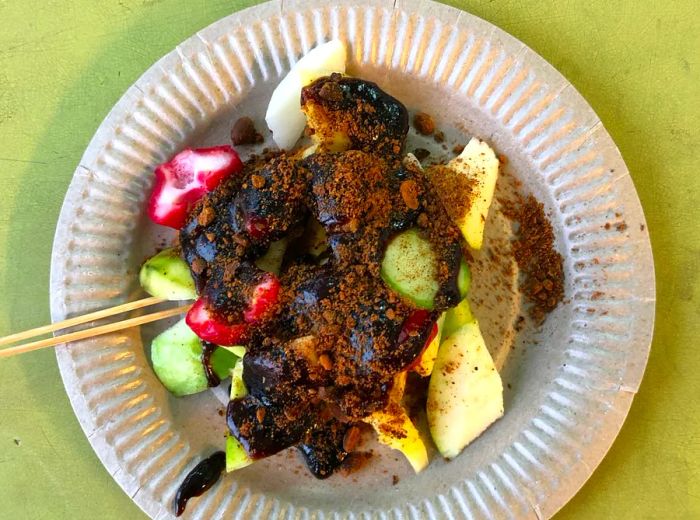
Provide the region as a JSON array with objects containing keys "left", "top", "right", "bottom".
[
  {"left": 174, "top": 451, "right": 226, "bottom": 516},
  {"left": 178, "top": 76, "right": 464, "bottom": 483},
  {"left": 200, "top": 341, "right": 220, "bottom": 388},
  {"left": 297, "top": 420, "right": 350, "bottom": 479}
]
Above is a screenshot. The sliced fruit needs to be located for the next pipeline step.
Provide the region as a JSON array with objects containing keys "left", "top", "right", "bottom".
[
  {"left": 147, "top": 145, "right": 243, "bottom": 229},
  {"left": 150, "top": 318, "right": 237, "bottom": 396},
  {"left": 300, "top": 218, "right": 328, "bottom": 258},
  {"left": 185, "top": 298, "right": 249, "bottom": 346},
  {"left": 226, "top": 358, "right": 254, "bottom": 472},
  {"left": 389, "top": 371, "right": 408, "bottom": 401},
  {"left": 229, "top": 359, "right": 247, "bottom": 400},
  {"left": 265, "top": 40, "right": 347, "bottom": 150},
  {"left": 442, "top": 297, "right": 474, "bottom": 340},
  {"left": 427, "top": 320, "right": 504, "bottom": 459},
  {"left": 221, "top": 346, "right": 246, "bottom": 358},
  {"left": 429, "top": 138, "right": 499, "bottom": 250},
  {"left": 363, "top": 372, "right": 428, "bottom": 473},
  {"left": 139, "top": 248, "right": 196, "bottom": 301},
  {"left": 254, "top": 237, "right": 288, "bottom": 275},
  {"left": 381, "top": 228, "right": 439, "bottom": 310},
  {"left": 242, "top": 273, "right": 281, "bottom": 323},
  {"left": 412, "top": 314, "right": 445, "bottom": 377},
  {"left": 187, "top": 273, "right": 280, "bottom": 345},
  {"left": 226, "top": 434, "right": 253, "bottom": 473},
  {"left": 364, "top": 401, "right": 428, "bottom": 473},
  {"left": 301, "top": 74, "right": 409, "bottom": 156},
  {"left": 457, "top": 259, "right": 471, "bottom": 299}
]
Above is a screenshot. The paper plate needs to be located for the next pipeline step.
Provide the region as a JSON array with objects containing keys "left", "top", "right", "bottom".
[{"left": 49, "top": 0, "right": 655, "bottom": 518}]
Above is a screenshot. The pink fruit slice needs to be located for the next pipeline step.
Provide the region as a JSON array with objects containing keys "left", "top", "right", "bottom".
[
  {"left": 243, "top": 273, "right": 281, "bottom": 323},
  {"left": 185, "top": 298, "right": 249, "bottom": 346},
  {"left": 148, "top": 146, "right": 243, "bottom": 229},
  {"left": 186, "top": 273, "right": 281, "bottom": 345}
]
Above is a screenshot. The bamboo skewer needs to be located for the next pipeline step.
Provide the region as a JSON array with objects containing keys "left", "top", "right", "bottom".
[
  {"left": 0, "top": 300, "right": 191, "bottom": 359},
  {"left": 0, "top": 296, "right": 167, "bottom": 348}
]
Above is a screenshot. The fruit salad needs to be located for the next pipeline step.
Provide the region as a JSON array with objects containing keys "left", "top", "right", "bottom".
[{"left": 139, "top": 41, "right": 504, "bottom": 515}]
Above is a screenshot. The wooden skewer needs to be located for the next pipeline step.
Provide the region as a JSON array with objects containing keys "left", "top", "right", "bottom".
[
  {"left": 0, "top": 296, "right": 167, "bottom": 348},
  {"left": 0, "top": 303, "right": 191, "bottom": 359}
]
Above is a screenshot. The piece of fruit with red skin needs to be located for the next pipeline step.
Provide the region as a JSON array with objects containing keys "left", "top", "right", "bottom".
[
  {"left": 404, "top": 321, "right": 439, "bottom": 372},
  {"left": 186, "top": 273, "right": 281, "bottom": 345},
  {"left": 396, "top": 309, "right": 436, "bottom": 371},
  {"left": 243, "top": 273, "right": 281, "bottom": 323},
  {"left": 185, "top": 298, "right": 249, "bottom": 346},
  {"left": 245, "top": 215, "right": 270, "bottom": 241},
  {"left": 148, "top": 145, "right": 243, "bottom": 229}
]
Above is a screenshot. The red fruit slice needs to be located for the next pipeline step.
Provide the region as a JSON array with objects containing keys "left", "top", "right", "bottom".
[
  {"left": 186, "top": 273, "right": 281, "bottom": 345},
  {"left": 397, "top": 309, "right": 436, "bottom": 371},
  {"left": 243, "top": 273, "right": 281, "bottom": 323},
  {"left": 148, "top": 145, "right": 243, "bottom": 229},
  {"left": 405, "top": 321, "right": 438, "bottom": 372},
  {"left": 185, "top": 298, "right": 248, "bottom": 346},
  {"left": 245, "top": 215, "right": 271, "bottom": 240}
]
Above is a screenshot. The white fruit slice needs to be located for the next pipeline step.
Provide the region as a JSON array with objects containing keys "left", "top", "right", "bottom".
[
  {"left": 432, "top": 138, "right": 499, "bottom": 250},
  {"left": 427, "top": 318, "right": 504, "bottom": 459},
  {"left": 265, "top": 40, "right": 347, "bottom": 150}
]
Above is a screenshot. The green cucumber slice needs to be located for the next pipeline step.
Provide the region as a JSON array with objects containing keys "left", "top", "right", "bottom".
[
  {"left": 457, "top": 260, "right": 471, "bottom": 298},
  {"left": 139, "top": 248, "right": 196, "bottom": 300},
  {"left": 381, "top": 228, "right": 439, "bottom": 310},
  {"left": 150, "top": 318, "right": 237, "bottom": 396}
]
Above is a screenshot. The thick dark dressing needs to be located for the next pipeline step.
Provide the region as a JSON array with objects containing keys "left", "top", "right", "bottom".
[
  {"left": 174, "top": 451, "right": 226, "bottom": 516},
  {"left": 177, "top": 76, "right": 464, "bottom": 502},
  {"left": 200, "top": 341, "right": 220, "bottom": 388}
]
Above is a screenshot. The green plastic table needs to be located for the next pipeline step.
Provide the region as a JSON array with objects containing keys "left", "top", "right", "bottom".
[{"left": 0, "top": 1, "right": 697, "bottom": 518}]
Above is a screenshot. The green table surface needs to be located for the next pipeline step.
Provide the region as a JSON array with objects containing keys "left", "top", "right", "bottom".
[{"left": 0, "top": 0, "right": 697, "bottom": 518}]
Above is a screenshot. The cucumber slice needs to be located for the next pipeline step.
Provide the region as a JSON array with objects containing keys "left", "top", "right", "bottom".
[
  {"left": 381, "top": 228, "right": 439, "bottom": 310},
  {"left": 140, "top": 248, "right": 196, "bottom": 300},
  {"left": 150, "top": 318, "right": 237, "bottom": 396},
  {"left": 457, "top": 260, "right": 471, "bottom": 299}
]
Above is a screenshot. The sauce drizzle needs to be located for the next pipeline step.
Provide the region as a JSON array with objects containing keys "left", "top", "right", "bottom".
[{"left": 174, "top": 451, "right": 226, "bottom": 516}]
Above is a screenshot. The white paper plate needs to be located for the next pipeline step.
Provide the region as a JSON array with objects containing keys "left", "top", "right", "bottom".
[{"left": 50, "top": 1, "right": 655, "bottom": 518}]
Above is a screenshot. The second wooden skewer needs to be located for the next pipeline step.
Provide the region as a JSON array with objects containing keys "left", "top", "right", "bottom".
[{"left": 0, "top": 303, "right": 191, "bottom": 359}]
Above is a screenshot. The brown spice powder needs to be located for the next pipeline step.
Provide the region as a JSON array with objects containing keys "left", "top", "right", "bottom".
[
  {"left": 426, "top": 164, "right": 476, "bottom": 224},
  {"left": 505, "top": 195, "right": 565, "bottom": 323}
]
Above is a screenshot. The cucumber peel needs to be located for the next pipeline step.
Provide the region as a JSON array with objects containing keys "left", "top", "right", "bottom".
[
  {"left": 150, "top": 318, "right": 237, "bottom": 396},
  {"left": 140, "top": 248, "right": 196, "bottom": 300}
]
